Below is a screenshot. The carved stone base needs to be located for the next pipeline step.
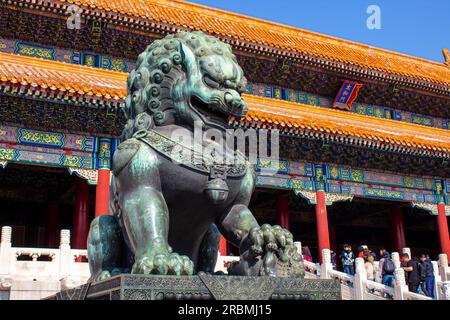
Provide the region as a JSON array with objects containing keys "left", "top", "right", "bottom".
[{"left": 45, "top": 273, "right": 341, "bottom": 300}]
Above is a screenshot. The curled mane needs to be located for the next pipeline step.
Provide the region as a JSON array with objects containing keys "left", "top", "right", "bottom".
[{"left": 121, "top": 31, "right": 238, "bottom": 141}]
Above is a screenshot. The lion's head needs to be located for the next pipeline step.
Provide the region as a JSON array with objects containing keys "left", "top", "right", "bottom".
[{"left": 122, "top": 31, "right": 248, "bottom": 140}]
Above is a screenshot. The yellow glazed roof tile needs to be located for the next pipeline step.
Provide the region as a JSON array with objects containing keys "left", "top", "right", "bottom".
[
  {"left": 241, "top": 94, "right": 450, "bottom": 153},
  {"left": 0, "top": 52, "right": 126, "bottom": 100},
  {"left": 34, "top": 0, "right": 450, "bottom": 86},
  {"left": 1, "top": 52, "right": 449, "bottom": 154}
]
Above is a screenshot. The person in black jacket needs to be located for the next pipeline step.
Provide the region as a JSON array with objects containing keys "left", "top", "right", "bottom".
[
  {"left": 419, "top": 254, "right": 435, "bottom": 298},
  {"left": 401, "top": 253, "right": 421, "bottom": 293}
]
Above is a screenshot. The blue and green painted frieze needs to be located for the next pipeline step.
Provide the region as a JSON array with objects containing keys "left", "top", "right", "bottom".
[
  {"left": 0, "top": 37, "right": 135, "bottom": 72},
  {"left": 0, "top": 123, "right": 110, "bottom": 170},
  {"left": 255, "top": 158, "right": 446, "bottom": 205}
]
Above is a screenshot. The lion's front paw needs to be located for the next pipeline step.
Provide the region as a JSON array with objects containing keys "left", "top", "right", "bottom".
[
  {"left": 132, "top": 253, "right": 194, "bottom": 275},
  {"left": 245, "top": 224, "right": 294, "bottom": 256},
  {"left": 238, "top": 224, "right": 303, "bottom": 277}
]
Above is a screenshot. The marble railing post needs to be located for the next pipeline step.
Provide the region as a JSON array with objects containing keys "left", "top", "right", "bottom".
[
  {"left": 0, "top": 226, "right": 12, "bottom": 276},
  {"left": 294, "top": 241, "right": 302, "bottom": 256},
  {"left": 354, "top": 258, "right": 366, "bottom": 300},
  {"left": 438, "top": 254, "right": 449, "bottom": 281},
  {"left": 59, "top": 230, "right": 72, "bottom": 279},
  {"left": 441, "top": 282, "right": 450, "bottom": 300},
  {"left": 392, "top": 252, "right": 401, "bottom": 269},
  {"left": 392, "top": 252, "right": 407, "bottom": 300},
  {"left": 373, "top": 261, "right": 381, "bottom": 283},
  {"left": 432, "top": 261, "right": 441, "bottom": 300},
  {"left": 320, "top": 248, "right": 332, "bottom": 279}
]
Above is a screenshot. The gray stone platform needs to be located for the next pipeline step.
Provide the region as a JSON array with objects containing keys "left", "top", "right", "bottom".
[{"left": 45, "top": 273, "right": 341, "bottom": 300}]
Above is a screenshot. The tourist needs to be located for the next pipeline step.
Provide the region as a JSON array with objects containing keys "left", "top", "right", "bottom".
[
  {"left": 419, "top": 254, "right": 435, "bottom": 299},
  {"left": 364, "top": 254, "right": 376, "bottom": 281},
  {"left": 400, "top": 253, "right": 410, "bottom": 284},
  {"left": 357, "top": 245, "right": 366, "bottom": 259},
  {"left": 330, "top": 250, "right": 337, "bottom": 270},
  {"left": 362, "top": 245, "right": 370, "bottom": 258},
  {"left": 401, "top": 253, "right": 421, "bottom": 293},
  {"left": 340, "top": 244, "right": 355, "bottom": 276},
  {"left": 302, "top": 246, "right": 313, "bottom": 262},
  {"left": 378, "top": 249, "right": 395, "bottom": 287},
  {"left": 302, "top": 246, "right": 313, "bottom": 272}
]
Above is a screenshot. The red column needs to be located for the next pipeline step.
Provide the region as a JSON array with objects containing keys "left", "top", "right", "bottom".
[
  {"left": 219, "top": 236, "right": 228, "bottom": 256},
  {"left": 391, "top": 207, "right": 406, "bottom": 253},
  {"left": 46, "top": 203, "right": 58, "bottom": 248},
  {"left": 72, "top": 178, "right": 90, "bottom": 250},
  {"left": 329, "top": 223, "right": 337, "bottom": 253},
  {"left": 437, "top": 202, "right": 450, "bottom": 257},
  {"left": 95, "top": 169, "right": 110, "bottom": 217},
  {"left": 276, "top": 193, "right": 290, "bottom": 230},
  {"left": 315, "top": 190, "right": 330, "bottom": 263}
]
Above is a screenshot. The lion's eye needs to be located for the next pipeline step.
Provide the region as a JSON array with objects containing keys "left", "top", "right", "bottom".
[
  {"left": 237, "top": 83, "right": 247, "bottom": 94},
  {"left": 203, "top": 75, "right": 220, "bottom": 89}
]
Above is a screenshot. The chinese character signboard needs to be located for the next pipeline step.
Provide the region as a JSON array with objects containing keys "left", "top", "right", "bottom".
[{"left": 333, "top": 80, "right": 364, "bottom": 111}]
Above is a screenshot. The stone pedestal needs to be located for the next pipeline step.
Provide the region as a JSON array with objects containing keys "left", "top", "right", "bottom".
[{"left": 45, "top": 274, "right": 341, "bottom": 300}]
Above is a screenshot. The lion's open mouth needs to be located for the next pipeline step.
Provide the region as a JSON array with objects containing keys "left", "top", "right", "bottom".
[{"left": 190, "top": 95, "right": 230, "bottom": 127}]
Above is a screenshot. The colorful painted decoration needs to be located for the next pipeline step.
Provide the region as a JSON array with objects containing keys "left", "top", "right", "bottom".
[
  {"left": 333, "top": 80, "right": 364, "bottom": 111},
  {"left": 0, "top": 123, "right": 109, "bottom": 171},
  {"left": 254, "top": 160, "right": 442, "bottom": 206},
  {"left": 0, "top": 37, "right": 135, "bottom": 72},
  {"left": 68, "top": 168, "right": 99, "bottom": 185},
  {"left": 411, "top": 202, "right": 449, "bottom": 215}
]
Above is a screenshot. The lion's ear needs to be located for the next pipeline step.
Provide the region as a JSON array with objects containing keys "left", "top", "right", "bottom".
[{"left": 179, "top": 42, "right": 199, "bottom": 78}]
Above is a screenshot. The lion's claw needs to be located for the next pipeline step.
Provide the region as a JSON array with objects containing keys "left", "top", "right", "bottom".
[
  {"left": 246, "top": 224, "right": 293, "bottom": 257},
  {"left": 132, "top": 252, "right": 194, "bottom": 275},
  {"left": 235, "top": 224, "right": 302, "bottom": 276}
]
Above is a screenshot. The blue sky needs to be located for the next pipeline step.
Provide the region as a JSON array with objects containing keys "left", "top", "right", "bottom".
[{"left": 188, "top": 0, "right": 450, "bottom": 63}]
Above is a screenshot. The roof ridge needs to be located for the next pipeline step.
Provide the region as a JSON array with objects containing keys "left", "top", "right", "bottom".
[
  {"left": 8, "top": 0, "right": 449, "bottom": 86},
  {"left": 164, "top": 0, "right": 446, "bottom": 67}
]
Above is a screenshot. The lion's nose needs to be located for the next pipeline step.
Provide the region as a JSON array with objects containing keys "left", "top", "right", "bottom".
[{"left": 224, "top": 92, "right": 246, "bottom": 116}]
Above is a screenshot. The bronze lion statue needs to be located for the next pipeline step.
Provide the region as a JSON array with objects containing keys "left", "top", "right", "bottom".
[{"left": 87, "top": 31, "right": 304, "bottom": 281}]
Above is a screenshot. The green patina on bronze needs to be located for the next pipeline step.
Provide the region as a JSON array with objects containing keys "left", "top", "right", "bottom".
[{"left": 87, "top": 31, "right": 304, "bottom": 281}]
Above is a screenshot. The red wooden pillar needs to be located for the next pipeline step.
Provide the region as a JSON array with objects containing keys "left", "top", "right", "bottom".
[
  {"left": 329, "top": 223, "right": 337, "bottom": 253},
  {"left": 95, "top": 169, "right": 110, "bottom": 217},
  {"left": 391, "top": 207, "right": 406, "bottom": 253},
  {"left": 72, "top": 178, "right": 90, "bottom": 250},
  {"left": 95, "top": 138, "right": 111, "bottom": 217},
  {"left": 437, "top": 202, "right": 450, "bottom": 257},
  {"left": 219, "top": 236, "right": 228, "bottom": 256},
  {"left": 46, "top": 203, "right": 58, "bottom": 248},
  {"left": 315, "top": 190, "right": 330, "bottom": 263},
  {"left": 276, "top": 193, "right": 290, "bottom": 230}
]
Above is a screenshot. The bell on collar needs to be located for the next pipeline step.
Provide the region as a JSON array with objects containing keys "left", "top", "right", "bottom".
[{"left": 203, "top": 177, "right": 229, "bottom": 204}]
